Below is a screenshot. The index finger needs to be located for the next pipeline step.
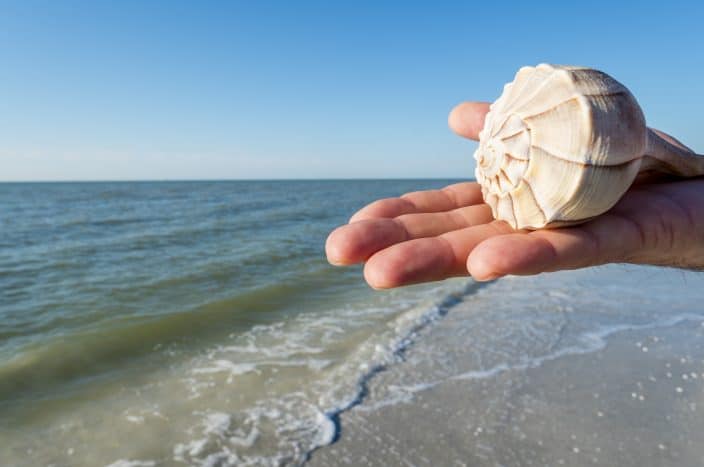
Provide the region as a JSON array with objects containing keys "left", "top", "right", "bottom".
[{"left": 349, "top": 182, "right": 484, "bottom": 223}]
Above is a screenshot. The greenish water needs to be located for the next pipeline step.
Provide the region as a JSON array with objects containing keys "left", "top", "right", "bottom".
[{"left": 0, "top": 180, "right": 471, "bottom": 466}]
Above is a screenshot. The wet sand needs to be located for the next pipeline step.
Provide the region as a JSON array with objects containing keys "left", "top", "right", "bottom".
[{"left": 309, "top": 267, "right": 704, "bottom": 466}]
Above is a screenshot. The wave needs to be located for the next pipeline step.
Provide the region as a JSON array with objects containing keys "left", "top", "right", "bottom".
[
  {"left": 166, "top": 279, "right": 484, "bottom": 467},
  {"left": 354, "top": 312, "right": 704, "bottom": 413},
  {"left": 312, "top": 281, "right": 484, "bottom": 444},
  {"left": 0, "top": 276, "right": 347, "bottom": 406}
]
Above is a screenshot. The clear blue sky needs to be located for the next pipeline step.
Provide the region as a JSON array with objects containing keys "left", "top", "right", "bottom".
[{"left": 1, "top": 0, "right": 702, "bottom": 181}]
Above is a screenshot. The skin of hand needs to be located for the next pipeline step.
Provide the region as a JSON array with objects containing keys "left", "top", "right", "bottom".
[{"left": 326, "top": 102, "right": 704, "bottom": 289}]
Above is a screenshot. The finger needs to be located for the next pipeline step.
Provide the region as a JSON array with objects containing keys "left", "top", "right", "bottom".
[
  {"left": 467, "top": 213, "right": 644, "bottom": 280},
  {"left": 396, "top": 204, "right": 494, "bottom": 238},
  {"left": 326, "top": 204, "right": 494, "bottom": 265},
  {"left": 467, "top": 184, "right": 698, "bottom": 280},
  {"left": 326, "top": 219, "right": 407, "bottom": 266},
  {"left": 363, "top": 221, "right": 515, "bottom": 289},
  {"left": 350, "top": 182, "right": 484, "bottom": 223},
  {"left": 448, "top": 102, "right": 491, "bottom": 141}
]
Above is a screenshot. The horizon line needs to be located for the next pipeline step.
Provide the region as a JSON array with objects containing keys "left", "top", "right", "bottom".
[{"left": 0, "top": 177, "right": 471, "bottom": 184}]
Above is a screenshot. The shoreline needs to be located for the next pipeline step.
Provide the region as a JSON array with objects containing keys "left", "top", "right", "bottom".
[{"left": 309, "top": 267, "right": 704, "bottom": 466}]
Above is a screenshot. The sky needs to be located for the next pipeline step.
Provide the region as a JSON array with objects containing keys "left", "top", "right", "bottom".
[{"left": 1, "top": 0, "right": 703, "bottom": 181}]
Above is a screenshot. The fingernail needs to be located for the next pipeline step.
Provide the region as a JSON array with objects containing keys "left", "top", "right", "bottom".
[{"left": 473, "top": 272, "right": 502, "bottom": 282}]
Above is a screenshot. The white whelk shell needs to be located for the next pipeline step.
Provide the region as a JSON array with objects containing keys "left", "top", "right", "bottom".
[{"left": 474, "top": 63, "right": 704, "bottom": 230}]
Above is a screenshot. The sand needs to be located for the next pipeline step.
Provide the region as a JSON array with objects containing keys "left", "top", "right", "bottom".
[{"left": 309, "top": 267, "right": 704, "bottom": 466}]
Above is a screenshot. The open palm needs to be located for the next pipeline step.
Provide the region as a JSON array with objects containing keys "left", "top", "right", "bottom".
[{"left": 326, "top": 102, "right": 704, "bottom": 288}]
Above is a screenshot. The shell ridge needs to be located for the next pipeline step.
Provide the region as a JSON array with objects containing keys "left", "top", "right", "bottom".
[
  {"left": 501, "top": 67, "right": 543, "bottom": 110},
  {"left": 518, "top": 178, "right": 548, "bottom": 226},
  {"left": 489, "top": 112, "right": 512, "bottom": 138},
  {"left": 581, "top": 90, "right": 627, "bottom": 98},
  {"left": 505, "top": 192, "right": 519, "bottom": 228},
  {"left": 529, "top": 144, "right": 643, "bottom": 167},
  {"left": 511, "top": 69, "right": 576, "bottom": 116},
  {"left": 507, "top": 67, "right": 560, "bottom": 112},
  {"left": 521, "top": 96, "right": 581, "bottom": 122}
]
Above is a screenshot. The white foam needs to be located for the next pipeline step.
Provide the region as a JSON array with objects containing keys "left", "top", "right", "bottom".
[
  {"left": 355, "top": 312, "right": 704, "bottom": 412},
  {"left": 313, "top": 410, "right": 337, "bottom": 446},
  {"left": 105, "top": 460, "right": 156, "bottom": 467},
  {"left": 358, "top": 382, "right": 440, "bottom": 412},
  {"left": 202, "top": 412, "right": 232, "bottom": 438},
  {"left": 168, "top": 279, "right": 475, "bottom": 465},
  {"left": 192, "top": 361, "right": 257, "bottom": 383},
  {"left": 230, "top": 426, "right": 259, "bottom": 447},
  {"left": 306, "top": 286, "right": 475, "bottom": 457},
  {"left": 450, "top": 313, "right": 704, "bottom": 381},
  {"left": 173, "top": 438, "right": 209, "bottom": 459}
]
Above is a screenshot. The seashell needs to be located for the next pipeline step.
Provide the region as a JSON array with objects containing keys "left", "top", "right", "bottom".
[{"left": 474, "top": 63, "right": 704, "bottom": 229}]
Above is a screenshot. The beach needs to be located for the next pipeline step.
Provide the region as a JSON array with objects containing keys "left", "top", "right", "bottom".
[
  {"left": 311, "top": 267, "right": 704, "bottom": 466},
  {"left": 2, "top": 180, "right": 704, "bottom": 466}
]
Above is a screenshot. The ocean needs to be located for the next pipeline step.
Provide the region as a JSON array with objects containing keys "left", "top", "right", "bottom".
[
  {"left": 3, "top": 180, "right": 704, "bottom": 467},
  {"left": 0, "top": 180, "right": 472, "bottom": 466}
]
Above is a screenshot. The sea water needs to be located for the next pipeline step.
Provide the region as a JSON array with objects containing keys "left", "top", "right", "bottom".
[
  {"left": 0, "top": 180, "right": 470, "bottom": 466},
  {"left": 5, "top": 180, "right": 703, "bottom": 467}
]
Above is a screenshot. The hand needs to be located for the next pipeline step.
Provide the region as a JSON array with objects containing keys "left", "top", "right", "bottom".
[{"left": 326, "top": 102, "right": 704, "bottom": 288}]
